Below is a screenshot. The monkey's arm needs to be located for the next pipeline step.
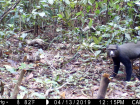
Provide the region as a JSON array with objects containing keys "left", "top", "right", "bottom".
[{"left": 112, "top": 58, "right": 120, "bottom": 77}]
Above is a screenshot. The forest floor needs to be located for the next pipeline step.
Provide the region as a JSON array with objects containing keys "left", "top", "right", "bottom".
[{"left": 0, "top": 34, "right": 140, "bottom": 99}]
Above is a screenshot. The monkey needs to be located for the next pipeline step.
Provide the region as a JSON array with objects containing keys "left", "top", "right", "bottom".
[{"left": 107, "top": 41, "right": 140, "bottom": 81}]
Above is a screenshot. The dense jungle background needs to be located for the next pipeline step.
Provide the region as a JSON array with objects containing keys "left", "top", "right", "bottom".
[{"left": 0, "top": 0, "right": 140, "bottom": 99}]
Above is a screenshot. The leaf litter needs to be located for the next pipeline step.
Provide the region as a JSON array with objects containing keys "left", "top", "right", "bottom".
[{"left": 0, "top": 38, "right": 140, "bottom": 99}]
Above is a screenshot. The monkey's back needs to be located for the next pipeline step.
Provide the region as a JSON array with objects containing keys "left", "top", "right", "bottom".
[{"left": 119, "top": 41, "right": 140, "bottom": 59}]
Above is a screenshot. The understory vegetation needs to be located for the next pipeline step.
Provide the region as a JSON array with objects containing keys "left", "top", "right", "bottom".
[{"left": 0, "top": 0, "right": 140, "bottom": 99}]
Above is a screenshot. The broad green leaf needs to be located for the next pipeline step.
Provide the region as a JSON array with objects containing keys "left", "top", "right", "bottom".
[
  {"left": 99, "top": 36, "right": 102, "bottom": 41},
  {"left": 90, "top": 0, "right": 95, "bottom": 3},
  {"left": 86, "top": 5, "right": 91, "bottom": 12},
  {"left": 28, "top": 64, "right": 34, "bottom": 68},
  {"left": 4, "top": 65, "right": 16, "bottom": 73},
  {"left": 125, "top": 33, "right": 131, "bottom": 40},
  {"left": 95, "top": 2, "right": 98, "bottom": 9},
  {"left": 94, "top": 50, "right": 101, "bottom": 57},
  {"left": 65, "top": 0, "right": 70, "bottom": 4},
  {"left": 127, "top": 2, "right": 133, "bottom": 7},
  {"left": 57, "top": 14, "right": 63, "bottom": 18},
  {"left": 89, "top": 42, "right": 95, "bottom": 47},
  {"left": 21, "top": 33, "right": 27, "bottom": 40},
  {"left": 7, "top": 24, "right": 14, "bottom": 28},
  {"left": 82, "top": 0, "right": 88, "bottom": 4},
  {"left": 83, "top": 41, "right": 89, "bottom": 47},
  {"left": 0, "top": 67, "right": 5, "bottom": 71},
  {"left": 135, "top": 26, "right": 140, "bottom": 30},
  {"left": 70, "top": 1, "right": 75, "bottom": 7},
  {"left": 48, "top": 0, "right": 54, "bottom": 4},
  {"left": 0, "top": 31, "right": 5, "bottom": 36},
  {"left": 92, "top": 36, "right": 99, "bottom": 44},
  {"left": 116, "top": 4, "right": 119, "bottom": 10},
  {"left": 55, "top": 75, "right": 59, "bottom": 81},
  {"left": 95, "top": 9, "right": 100, "bottom": 14},
  {"left": 38, "top": 12, "right": 45, "bottom": 17},
  {"left": 77, "top": 45, "right": 81, "bottom": 50},
  {"left": 76, "top": 11, "right": 82, "bottom": 16},
  {"left": 88, "top": 18, "right": 92, "bottom": 27},
  {"left": 18, "top": 63, "right": 26, "bottom": 70}
]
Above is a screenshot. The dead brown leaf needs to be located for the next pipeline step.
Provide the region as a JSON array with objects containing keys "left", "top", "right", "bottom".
[
  {"left": 26, "top": 72, "right": 33, "bottom": 80},
  {"left": 60, "top": 91, "right": 65, "bottom": 99}
]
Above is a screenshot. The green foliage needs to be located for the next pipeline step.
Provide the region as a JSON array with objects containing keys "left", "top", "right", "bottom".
[
  {"left": 18, "top": 63, "right": 34, "bottom": 70},
  {"left": 0, "top": 0, "right": 139, "bottom": 55},
  {"left": 4, "top": 65, "right": 16, "bottom": 74}
]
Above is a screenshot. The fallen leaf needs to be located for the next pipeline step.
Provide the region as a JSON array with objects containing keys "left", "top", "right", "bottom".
[
  {"left": 60, "top": 92, "right": 65, "bottom": 99},
  {"left": 73, "top": 62, "right": 81, "bottom": 65},
  {"left": 133, "top": 66, "right": 139, "bottom": 70},
  {"left": 23, "top": 56, "right": 27, "bottom": 62},
  {"left": 4, "top": 51, "right": 11, "bottom": 55},
  {"left": 114, "top": 90, "right": 123, "bottom": 95},
  {"left": 4, "top": 65, "right": 16, "bottom": 74},
  {"left": 26, "top": 72, "right": 33, "bottom": 80}
]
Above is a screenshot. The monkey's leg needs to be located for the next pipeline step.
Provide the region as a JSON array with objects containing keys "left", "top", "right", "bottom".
[
  {"left": 112, "top": 58, "right": 120, "bottom": 77},
  {"left": 122, "top": 59, "right": 132, "bottom": 81}
]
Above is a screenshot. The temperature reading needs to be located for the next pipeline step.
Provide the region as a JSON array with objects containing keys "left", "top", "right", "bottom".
[{"left": 24, "top": 100, "right": 35, "bottom": 105}]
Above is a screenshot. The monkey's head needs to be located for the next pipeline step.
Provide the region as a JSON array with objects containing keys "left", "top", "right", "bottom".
[{"left": 107, "top": 45, "right": 119, "bottom": 57}]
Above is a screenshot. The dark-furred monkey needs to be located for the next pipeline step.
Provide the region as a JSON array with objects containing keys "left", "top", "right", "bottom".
[{"left": 107, "top": 42, "right": 140, "bottom": 81}]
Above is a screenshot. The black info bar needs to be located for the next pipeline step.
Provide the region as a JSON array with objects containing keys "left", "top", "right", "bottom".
[{"left": 0, "top": 99, "right": 139, "bottom": 105}]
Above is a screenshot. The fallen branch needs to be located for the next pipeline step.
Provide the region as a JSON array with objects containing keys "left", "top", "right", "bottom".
[
  {"left": 0, "top": 0, "right": 21, "bottom": 22},
  {"left": 97, "top": 73, "right": 110, "bottom": 99},
  {"left": 45, "top": 82, "right": 70, "bottom": 97}
]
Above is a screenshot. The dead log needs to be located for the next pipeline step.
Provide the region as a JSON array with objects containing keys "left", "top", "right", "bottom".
[
  {"left": 11, "top": 70, "right": 26, "bottom": 99},
  {"left": 97, "top": 73, "right": 110, "bottom": 99},
  {"left": 26, "top": 39, "right": 48, "bottom": 50}
]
